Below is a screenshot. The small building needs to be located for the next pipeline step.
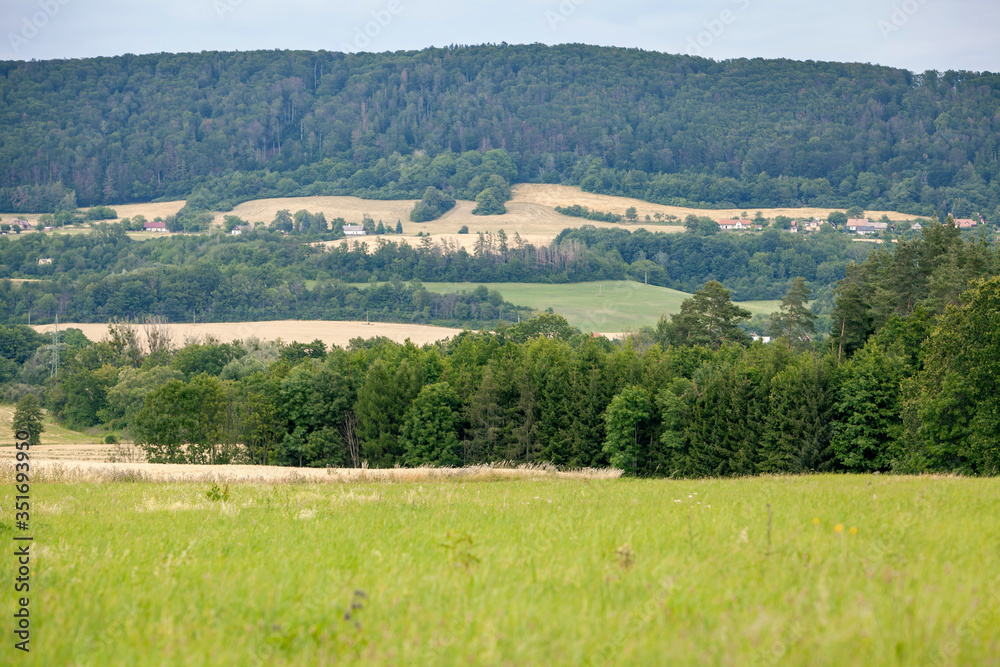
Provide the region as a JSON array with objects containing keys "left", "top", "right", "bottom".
[
  {"left": 143, "top": 221, "right": 168, "bottom": 232},
  {"left": 230, "top": 224, "right": 252, "bottom": 235},
  {"left": 11, "top": 218, "right": 31, "bottom": 231},
  {"left": 911, "top": 222, "right": 923, "bottom": 231},
  {"left": 37, "top": 257, "right": 53, "bottom": 265},
  {"left": 954, "top": 218, "right": 978, "bottom": 229},
  {"left": 343, "top": 224, "right": 366, "bottom": 236},
  {"left": 717, "top": 218, "right": 753, "bottom": 231}
]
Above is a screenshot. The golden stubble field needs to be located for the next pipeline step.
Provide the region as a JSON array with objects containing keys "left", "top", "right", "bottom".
[{"left": 31, "top": 320, "right": 464, "bottom": 350}]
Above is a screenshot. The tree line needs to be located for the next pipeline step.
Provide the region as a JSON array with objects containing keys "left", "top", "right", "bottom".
[
  {"left": 3, "top": 219, "right": 998, "bottom": 475},
  {"left": 0, "top": 221, "right": 901, "bottom": 330},
  {"left": 1, "top": 45, "right": 997, "bottom": 221}
]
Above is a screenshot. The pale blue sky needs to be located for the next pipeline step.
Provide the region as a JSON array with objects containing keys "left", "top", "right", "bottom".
[{"left": 1, "top": 0, "right": 996, "bottom": 72}]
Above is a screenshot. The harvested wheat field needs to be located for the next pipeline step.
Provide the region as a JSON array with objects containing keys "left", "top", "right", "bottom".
[
  {"left": 31, "top": 320, "right": 464, "bottom": 349},
  {"left": 214, "top": 195, "right": 418, "bottom": 229},
  {"left": 512, "top": 184, "right": 919, "bottom": 223},
  {"left": 0, "top": 201, "right": 185, "bottom": 227},
  {"left": 0, "top": 459, "right": 620, "bottom": 484}
]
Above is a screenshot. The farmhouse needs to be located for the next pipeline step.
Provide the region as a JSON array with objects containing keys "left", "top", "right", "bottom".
[
  {"left": 230, "top": 224, "right": 252, "bottom": 235},
  {"left": 38, "top": 257, "right": 53, "bottom": 265},
  {"left": 953, "top": 218, "right": 978, "bottom": 229},
  {"left": 11, "top": 218, "right": 31, "bottom": 231},
  {"left": 343, "top": 224, "right": 366, "bottom": 236},
  {"left": 717, "top": 218, "right": 753, "bottom": 231},
  {"left": 143, "top": 221, "right": 168, "bottom": 232}
]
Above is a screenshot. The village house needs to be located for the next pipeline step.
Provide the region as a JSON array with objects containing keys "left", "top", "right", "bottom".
[
  {"left": 804, "top": 219, "right": 823, "bottom": 232},
  {"left": 229, "top": 224, "right": 252, "bottom": 235},
  {"left": 717, "top": 218, "right": 753, "bottom": 231},
  {"left": 343, "top": 224, "right": 366, "bottom": 236},
  {"left": 37, "top": 257, "right": 53, "bottom": 265},
  {"left": 11, "top": 218, "right": 31, "bottom": 231},
  {"left": 143, "top": 221, "right": 168, "bottom": 232},
  {"left": 953, "top": 218, "right": 978, "bottom": 229},
  {"left": 847, "top": 220, "right": 888, "bottom": 235}
]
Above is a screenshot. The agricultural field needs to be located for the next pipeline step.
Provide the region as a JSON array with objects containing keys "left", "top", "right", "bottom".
[
  {"left": 513, "top": 184, "right": 919, "bottom": 225},
  {"left": 30, "top": 320, "right": 464, "bottom": 350},
  {"left": 347, "top": 281, "right": 781, "bottom": 333},
  {"left": 3, "top": 185, "right": 920, "bottom": 248},
  {"left": 2, "top": 469, "right": 997, "bottom": 665}
]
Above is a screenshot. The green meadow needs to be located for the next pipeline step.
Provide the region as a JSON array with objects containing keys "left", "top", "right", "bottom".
[
  {"left": 5, "top": 473, "right": 999, "bottom": 665},
  {"left": 348, "top": 281, "right": 781, "bottom": 331}
]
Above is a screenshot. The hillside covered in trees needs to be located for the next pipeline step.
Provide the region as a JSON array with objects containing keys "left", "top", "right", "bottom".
[{"left": 2, "top": 44, "right": 998, "bottom": 220}]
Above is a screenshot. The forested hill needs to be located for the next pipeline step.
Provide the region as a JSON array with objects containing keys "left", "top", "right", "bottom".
[{"left": 2, "top": 44, "right": 998, "bottom": 219}]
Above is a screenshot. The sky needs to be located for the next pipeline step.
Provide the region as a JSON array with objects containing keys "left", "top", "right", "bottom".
[{"left": 1, "top": 0, "right": 997, "bottom": 73}]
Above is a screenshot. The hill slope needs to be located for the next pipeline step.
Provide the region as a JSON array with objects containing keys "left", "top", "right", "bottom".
[{"left": 1, "top": 45, "right": 997, "bottom": 218}]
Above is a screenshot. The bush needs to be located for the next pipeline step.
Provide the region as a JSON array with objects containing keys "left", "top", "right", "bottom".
[
  {"left": 410, "top": 187, "right": 456, "bottom": 222},
  {"left": 85, "top": 206, "right": 118, "bottom": 221}
]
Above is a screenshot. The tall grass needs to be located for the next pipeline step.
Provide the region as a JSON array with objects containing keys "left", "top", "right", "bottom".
[{"left": 4, "top": 474, "right": 998, "bottom": 665}]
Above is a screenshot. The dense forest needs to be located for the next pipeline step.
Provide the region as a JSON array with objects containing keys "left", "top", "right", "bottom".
[
  {"left": 2, "top": 219, "right": 998, "bottom": 475},
  {"left": 2, "top": 45, "right": 998, "bottom": 219}
]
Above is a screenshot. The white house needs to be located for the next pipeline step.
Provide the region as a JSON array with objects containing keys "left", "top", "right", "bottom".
[
  {"left": 717, "top": 218, "right": 753, "bottom": 231},
  {"left": 343, "top": 224, "right": 366, "bottom": 236}
]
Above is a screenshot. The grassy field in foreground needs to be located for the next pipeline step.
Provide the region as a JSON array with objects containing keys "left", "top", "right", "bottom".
[
  {"left": 348, "top": 281, "right": 780, "bottom": 331},
  {"left": 4, "top": 474, "right": 998, "bottom": 665}
]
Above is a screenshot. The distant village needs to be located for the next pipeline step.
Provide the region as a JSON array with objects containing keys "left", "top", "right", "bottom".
[
  {"left": 713, "top": 215, "right": 981, "bottom": 235},
  {"left": 0, "top": 209, "right": 986, "bottom": 242}
]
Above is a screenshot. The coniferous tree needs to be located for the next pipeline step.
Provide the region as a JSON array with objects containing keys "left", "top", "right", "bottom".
[
  {"left": 770, "top": 277, "right": 817, "bottom": 349},
  {"left": 400, "top": 382, "right": 462, "bottom": 466}
]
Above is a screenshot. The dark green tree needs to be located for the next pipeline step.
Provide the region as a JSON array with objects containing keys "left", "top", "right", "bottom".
[
  {"left": 830, "top": 342, "right": 905, "bottom": 472},
  {"left": 410, "top": 186, "right": 456, "bottom": 222},
  {"left": 910, "top": 275, "right": 1000, "bottom": 474},
  {"left": 666, "top": 281, "right": 751, "bottom": 348},
  {"left": 472, "top": 187, "right": 507, "bottom": 215},
  {"left": 770, "top": 277, "right": 817, "bottom": 349},
  {"left": 602, "top": 385, "right": 653, "bottom": 475},
  {"left": 13, "top": 393, "right": 44, "bottom": 446},
  {"left": 400, "top": 382, "right": 462, "bottom": 466}
]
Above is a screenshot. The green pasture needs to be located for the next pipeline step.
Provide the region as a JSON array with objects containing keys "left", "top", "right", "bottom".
[
  {"left": 5, "top": 473, "right": 998, "bottom": 665},
  {"left": 346, "top": 281, "right": 781, "bottom": 332}
]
